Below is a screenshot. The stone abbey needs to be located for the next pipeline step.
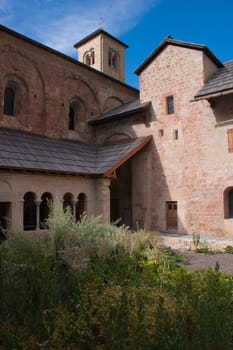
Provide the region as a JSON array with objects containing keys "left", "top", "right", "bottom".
[{"left": 1, "top": 25, "right": 233, "bottom": 237}]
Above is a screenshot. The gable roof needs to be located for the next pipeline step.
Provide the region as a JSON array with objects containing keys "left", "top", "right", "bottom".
[
  {"left": 134, "top": 36, "right": 223, "bottom": 75},
  {"left": 88, "top": 99, "right": 151, "bottom": 125},
  {"left": 0, "top": 128, "right": 151, "bottom": 178},
  {"left": 195, "top": 60, "right": 233, "bottom": 100},
  {"left": 74, "top": 29, "right": 128, "bottom": 49}
]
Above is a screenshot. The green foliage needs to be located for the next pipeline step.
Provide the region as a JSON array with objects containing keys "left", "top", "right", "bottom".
[
  {"left": 192, "top": 232, "right": 201, "bottom": 249},
  {"left": 0, "top": 206, "right": 233, "bottom": 349},
  {"left": 224, "top": 245, "right": 233, "bottom": 254}
]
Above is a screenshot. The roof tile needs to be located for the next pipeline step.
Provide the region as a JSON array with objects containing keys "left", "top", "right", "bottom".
[
  {"left": 0, "top": 128, "right": 150, "bottom": 176},
  {"left": 195, "top": 60, "right": 233, "bottom": 99}
]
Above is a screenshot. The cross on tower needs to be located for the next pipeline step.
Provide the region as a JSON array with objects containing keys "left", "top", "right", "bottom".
[{"left": 99, "top": 16, "right": 104, "bottom": 29}]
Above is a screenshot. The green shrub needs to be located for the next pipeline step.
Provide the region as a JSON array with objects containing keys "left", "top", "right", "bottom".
[
  {"left": 224, "top": 245, "right": 233, "bottom": 254},
  {"left": 0, "top": 208, "right": 233, "bottom": 349}
]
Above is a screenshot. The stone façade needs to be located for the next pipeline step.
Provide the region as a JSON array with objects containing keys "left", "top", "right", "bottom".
[{"left": 1, "top": 24, "right": 233, "bottom": 237}]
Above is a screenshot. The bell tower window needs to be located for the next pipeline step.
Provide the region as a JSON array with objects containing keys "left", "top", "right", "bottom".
[
  {"left": 109, "top": 49, "right": 118, "bottom": 69},
  {"left": 84, "top": 49, "right": 95, "bottom": 66}
]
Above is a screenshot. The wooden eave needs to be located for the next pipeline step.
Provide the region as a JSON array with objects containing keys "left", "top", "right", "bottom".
[{"left": 103, "top": 135, "right": 152, "bottom": 179}]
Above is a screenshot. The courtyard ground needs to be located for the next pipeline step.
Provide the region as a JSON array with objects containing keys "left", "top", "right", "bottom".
[{"left": 160, "top": 232, "right": 233, "bottom": 274}]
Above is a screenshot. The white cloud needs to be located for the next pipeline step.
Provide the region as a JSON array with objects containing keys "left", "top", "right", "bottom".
[
  {"left": 0, "top": 0, "right": 158, "bottom": 55},
  {"left": 36, "top": 0, "right": 159, "bottom": 54}
]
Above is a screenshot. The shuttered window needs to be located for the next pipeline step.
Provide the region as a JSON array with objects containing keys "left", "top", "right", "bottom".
[{"left": 227, "top": 129, "right": 233, "bottom": 152}]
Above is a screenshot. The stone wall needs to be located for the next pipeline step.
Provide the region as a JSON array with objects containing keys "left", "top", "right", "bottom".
[
  {"left": 0, "top": 28, "right": 138, "bottom": 143},
  {"left": 0, "top": 171, "right": 104, "bottom": 232},
  {"left": 137, "top": 45, "right": 233, "bottom": 235}
]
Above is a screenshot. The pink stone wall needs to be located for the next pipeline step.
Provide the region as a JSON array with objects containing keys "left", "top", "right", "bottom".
[
  {"left": 0, "top": 29, "right": 138, "bottom": 143},
  {"left": 137, "top": 45, "right": 233, "bottom": 235}
]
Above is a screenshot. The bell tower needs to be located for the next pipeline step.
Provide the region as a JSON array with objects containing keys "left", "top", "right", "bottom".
[{"left": 74, "top": 29, "right": 128, "bottom": 82}]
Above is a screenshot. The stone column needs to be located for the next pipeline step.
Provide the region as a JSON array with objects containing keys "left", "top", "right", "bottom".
[
  {"left": 72, "top": 199, "right": 78, "bottom": 220},
  {"left": 35, "top": 200, "right": 42, "bottom": 230},
  {"left": 95, "top": 178, "right": 111, "bottom": 223}
]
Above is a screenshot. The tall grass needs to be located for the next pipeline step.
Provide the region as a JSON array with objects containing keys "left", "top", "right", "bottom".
[{"left": 0, "top": 202, "right": 232, "bottom": 349}]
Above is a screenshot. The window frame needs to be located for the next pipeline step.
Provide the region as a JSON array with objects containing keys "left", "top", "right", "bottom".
[{"left": 166, "top": 95, "right": 174, "bottom": 115}]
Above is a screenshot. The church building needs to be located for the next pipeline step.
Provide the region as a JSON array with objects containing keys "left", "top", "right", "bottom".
[{"left": 0, "top": 24, "right": 233, "bottom": 237}]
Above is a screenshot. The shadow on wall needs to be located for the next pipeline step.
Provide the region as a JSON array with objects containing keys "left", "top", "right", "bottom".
[{"left": 95, "top": 109, "right": 185, "bottom": 233}]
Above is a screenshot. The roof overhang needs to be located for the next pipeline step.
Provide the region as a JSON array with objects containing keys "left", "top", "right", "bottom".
[
  {"left": 194, "top": 88, "right": 233, "bottom": 101},
  {"left": 88, "top": 100, "right": 151, "bottom": 125},
  {"left": 103, "top": 135, "right": 152, "bottom": 178},
  {"left": 0, "top": 128, "right": 152, "bottom": 179}
]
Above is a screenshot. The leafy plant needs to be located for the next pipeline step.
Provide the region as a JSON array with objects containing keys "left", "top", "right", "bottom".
[
  {"left": 192, "top": 232, "right": 200, "bottom": 249},
  {"left": 0, "top": 208, "right": 233, "bottom": 349},
  {"left": 224, "top": 245, "right": 233, "bottom": 254}
]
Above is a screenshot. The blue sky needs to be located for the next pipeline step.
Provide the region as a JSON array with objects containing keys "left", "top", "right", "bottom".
[{"left": 0, "top": 0, "right": 233, "bottom": 88}]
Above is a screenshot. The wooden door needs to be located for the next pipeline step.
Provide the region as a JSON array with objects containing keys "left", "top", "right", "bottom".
[{"left": 166, "top": 201, "right": 178, "bottom": 229}]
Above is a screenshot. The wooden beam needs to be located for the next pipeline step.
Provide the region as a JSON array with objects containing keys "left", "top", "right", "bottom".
[{"left": 104, "top": 135, "right": 152, "bottom": 178}]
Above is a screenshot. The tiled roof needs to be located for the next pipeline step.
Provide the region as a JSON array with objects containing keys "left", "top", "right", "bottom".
[
  {"left": 195, "top": 60, "right": 233, "bottom": 99},
  {"left": 0, "top": 128, "right": 151, "bottom": 176},
  {"left": 88, "top": 99, "right": 151, "bottom": 125},
  {"left": 134, "top": 36, "right": 223, "bottom": 75},
  {"left": 74, "top": 29, "right": 128, "bottom": 49}
]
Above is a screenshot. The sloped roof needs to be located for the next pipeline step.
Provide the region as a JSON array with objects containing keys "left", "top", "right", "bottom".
[
  {"left": 0, "top": 128, "right": 151, "bottom": 177},
  {"left": 88, "top": 99, "right": 151, "bottom": 125},
  {"left": 134, "top": 36, "right": 223, "bottom": 75},
  {"left": 74, "top": 28, "right": 128, "bottom": 49},
  {"left": 195, "top": 60, "right": 233, "bottom": 99}
]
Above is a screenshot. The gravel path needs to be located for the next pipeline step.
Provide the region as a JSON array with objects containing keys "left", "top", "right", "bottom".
[{"left": 181, "top": 251, "right": 233, "bottom": 274}]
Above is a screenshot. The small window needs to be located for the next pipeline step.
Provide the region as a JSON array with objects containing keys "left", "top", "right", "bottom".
[
  {"left": 174, "top": 129, "right": 179, "bottom": 140},
  {"left": 229, "top": 189, "right": 233, "bottom": 218},
  {"left": 84, "top": 49, "right": 95, "bottom": 66},
  {"left": 85, "top": 54, "right": 91, "bottom": 66},
  {"left": 3, "top": 87, "right": 15, "bottom": 116},
  {"left": 228, "top": 129, "right": 233, "bottom": 152},
  {"left": 109, "top": 49, "right": 118, "bottom": 69},
  {"left": 69, "top": 106, "right": 75, "bottom": 130},
  {"left": 159, "top": 129, "right": 164, "bottom": 137},
  {"left": 91, "top": 50, "right": 95, "bottom": 64},
  {"left": 166, "top": 95, "right": 174, "bottom": 115}
]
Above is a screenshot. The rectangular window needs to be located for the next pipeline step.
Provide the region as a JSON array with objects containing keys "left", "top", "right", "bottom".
[
  {"left": 159, "top": 129, "right": 164, "bottom": 137},
  {"left": 166, "top": 95, "right": 174, "bottom": 115},
  {"left": 228, "top": 129, "right": 233, "bottom": 152},
  {"left": 174, "top": 129, "right": 179, "bottom": 140}
]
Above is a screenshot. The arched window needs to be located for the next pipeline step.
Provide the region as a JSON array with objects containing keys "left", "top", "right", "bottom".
[
  {"left": 85, "top": 54, "right": 91, "bottom": 66},
  {"left": 84, "top": 49, "right": 95, "bottom": 66},
  {"left": 40, "top": 192, "right": 53, "bottom": 229},
  {"left": 63, "top": 192, "right": 74, "bottom": 214},
  {"left": 3, "top": 87, "right": 15, "bottom": 116},
  {"left": 69, "top": 106, "right": 75, "bottom": 130},
  {"left": 91, "top": 50, "right": 95, "bottom": 65},
  {"left": 68, "top": 98, "right": 86, "bottom": 131},
  {"left": 23, "top": 192, "right": 36, "bottom": 231},
  {"left": 108, "top": 49, "right": 118, "bottom": 69},
  {"left": 76, "top": 193, "right": 87, "bottom": 221},
  {"left": 229, "top": 189, "right": 233, "bottom": 218}
]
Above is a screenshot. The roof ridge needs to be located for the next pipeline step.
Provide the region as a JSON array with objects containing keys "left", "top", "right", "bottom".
[{"left": 134, "top": 36, "right": 223, "bottom": 75}]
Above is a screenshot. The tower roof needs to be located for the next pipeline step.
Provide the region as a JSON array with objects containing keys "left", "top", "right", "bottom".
[
  {"left": 74, "top": 29, "right": 128, "bottom": 49},
  {"left": 134, "top": 36, "right": 223, "bottom": 75}
]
